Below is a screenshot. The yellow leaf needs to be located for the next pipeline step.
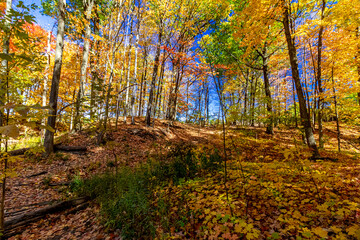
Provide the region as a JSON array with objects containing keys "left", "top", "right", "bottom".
[
  {"left": 347, "top": 225, "right": 360, "bottom": 239},
  {"left": 0, "top": 125, "right": 19, "bottom": 139},
  {"left": 293, "top": 210, "right": 302, "bottom": 219},
  {"left": 313, "top": 227, "right": 328, "bottom": 238},
  {"left": 331, "top": 226, "right": 342, "bottom": 234}
]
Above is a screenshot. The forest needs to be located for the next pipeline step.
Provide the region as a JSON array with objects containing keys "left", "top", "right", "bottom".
[{"left": 0, "top": 0, "right": 359, "bottom": 239}]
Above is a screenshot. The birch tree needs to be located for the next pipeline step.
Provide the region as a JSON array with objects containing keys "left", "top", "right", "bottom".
[{"left": 44, "top": 0, "right": 67, "bottom": 155}]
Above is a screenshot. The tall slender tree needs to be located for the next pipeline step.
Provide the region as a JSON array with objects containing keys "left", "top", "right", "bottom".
[
  {"left": 282, "top": 0, "right": 320, "bottom": 157},
  {"left": 44, "top": 0, "right": 67, "bottom": 155},
  {"left": 74, "top": 0, "right": 94, "bottom": 131}
]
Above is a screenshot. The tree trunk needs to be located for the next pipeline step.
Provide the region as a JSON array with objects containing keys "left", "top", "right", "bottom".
[
  {"left": 262, "top": 56, "right": 273, "bottom": 134},
  {"left": 243, "top": 70, "right": 249, "bottom": 125},
  {"left": 74, "top": 0, "right": 94, "bottom": 131},
  {"left": 104, "top": 6, "right": 123, "bottom": 131},
  {"left": 303, "top": 47, "right": 311, "bottom": 118},
  {"left": 103, "top": 54, "right": 115, "bottom": 131},
  {"left": 316, "top": 0, "right": 326, "bottom": 149},
  {"left": 292, "top": 79, "right": 298, "bottom": 128},
  {"left": 356, "top": 27, "right": 360, "bottom": 106},
  {"left": 206, "top": 83, "right": 209, "bottom": 125},
  {"left": 155, "top": 52, "right": 166, "bottom": 119},
  {"left": 123, "top": 3, "right": 134, "bottom": 124},
  {"left": 145, "top": 26, "right": 162, "bottom": 126},
  {"left": 3, "top": 197, "right": 88, "bottom": 239},
  {"left": 42, "top": 30, "right": 52, "bottom": 138},
  {"left": 331, "top": 66, "right": 341, "bottom": 152},
  {"left": 90, "top": 13, "right": 100, "bottom": 122},
  {"left": 166, "top": 65, "right": 177, "bottom": 120},
  {"left": 0, "top": 0, "right": 12, "bottom": 128},
  {"left": 282, "top": 1, "right": 320, "bottom": 157},
  {"left": 172, "top": 65, "right": 185, "bottom": 121},
  {"left": 309, "top": 42, "right": 318, "bottom": 129},
  {"left": 250, "top": 76, "right": 257, "bottom": 127},
  {"left": 44, "top": 0, "right": 66, "bottom": 155},
  {"left": 131, "top": 7, "right": 141, "bottom": 125},
  {"left": 138, "top": 46, "right": 148, "bottom": 117}
]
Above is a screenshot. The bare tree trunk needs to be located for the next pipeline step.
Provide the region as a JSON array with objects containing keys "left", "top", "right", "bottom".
[
  {"left": 138, "top": 46, "right": 148, "bottom": 117},
  {"left": 171, "top": 67, "right": 183, "bottom": 121},
  {"left": 243, "top": 70, "right": 249, "bottom": 125},
  {"left": 356, "top": 27, "right": 360, "bottom": 106},
  {"left": 74, "top": 0, "right": 94, "bottom": 131},
  {"left": 104, "top": 4, "right": 123, "bottom": 131},
  {"left": 292, "top": 79, "right": 298, "bottom": 128},
  {"left": 205, "top": 83, "right": 209, "bottom": 125},
  {"left": 131, "top": 6, "right": 141, "bottom": 125},
  {"left": 309, "top": 41, "right": 318, "bottom": 129},
  {"left": 103, "top": 54, "right": 115, "bottom": 131},
  {"left": 282, "top": 1, "right": 320, "bottom": 157},
  {"left": 198, "top": 85, "right": 202, "bottom": 125},
  {"left": 123, "top": 3, "right": 134, "bottom": 124},
  {"left": 146, "top": 26, "right": 162, "bottom": 126},
  {"left": 250, "top": 76, "right": 257, "bottom": 127},
  {"left": 316, "top": 0, "right": 326, "bottom": 149},
  {"left": 89, "top": 40, "right": 99, "bottom": 122},
  {"left": 44, "top": 0, "right": 66, "bottom": 155},
  {"left": 166, "top": 65, "right": 177, "bottom": 120},
  {"left": 42, "top": 30, "right": 52, "bottom": 138},
  {"left": 154, "top": 52, "right": 166, "bottom": 119},
  {"left": 262, "top": 58, "right": 273, "bottom": 134},
  {"left": 185, "top": 80, "right": 189, "bottom": 122},
  {"left": 331, "top": 66, "right": 341, "bottom": 152},
  {"left": 303, "top": 47, "right": 311, "bottom": 117},
  {"left": 90, "top": 12, "right": 100, "bottom": 122}
]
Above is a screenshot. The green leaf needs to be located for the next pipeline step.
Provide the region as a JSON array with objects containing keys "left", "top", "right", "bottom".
[{"left": 271, "top": 232, "right": 280, "bottom": 240}]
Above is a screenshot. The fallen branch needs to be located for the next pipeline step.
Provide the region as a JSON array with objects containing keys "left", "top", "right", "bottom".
[
  {"left": 4, "top": 197, "right": 89, "bottom": 238},
  {"left": 26, "top": 171, "right": 48, "bottom": 178},
  {"left": 54, "top": 145, "right": 87, "bottom": 152},
  {"left": 310, "top": 156, "right": 338, "bottom": 162},
  {"left": 8, "top": 148, "right": 31, "bottom": 156},
  {"left": 7, "top": 144, "right": 87, "bottom": 157},
  {"left": 47, "top": 181, "right": 71, "bottom": 187},
  {"left": 7, "top": 200, "right": 57, "bottom": 211}
]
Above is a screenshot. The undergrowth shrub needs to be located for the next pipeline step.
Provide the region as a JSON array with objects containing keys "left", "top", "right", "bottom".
[
  {"left": 71, "top": 143, "right": 222, "bottom": 239},
  {"left": 72, "top": 167, "right": 154, "bottom": 239}
]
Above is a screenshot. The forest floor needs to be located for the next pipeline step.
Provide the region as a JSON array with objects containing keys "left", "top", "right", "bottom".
[{"left": 4, "top": 118, "right": 360, "bottom": 240}]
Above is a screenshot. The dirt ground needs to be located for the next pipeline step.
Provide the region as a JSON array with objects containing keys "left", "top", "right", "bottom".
[{"left": 3, "top": 118, "right": 359, "bottom": 239}]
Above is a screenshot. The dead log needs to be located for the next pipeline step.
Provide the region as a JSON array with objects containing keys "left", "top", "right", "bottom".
[
  {"left": 4, "top": 197, "right": 89, "bottom": 238},
  {"left": 7, "top": 145, "right": 87, "bottom": 157},
  {"left": 7, "top": 200, "right": 57, "bottom": 210},
  {"left": 310, "top": 156, "right": 338, "bottom": 162},
  {"left": 48, "top": 181, "right": 71, "bottom": 187},
  {"left": 8, "top": 148, "right": 31, "bottom": 156},
  {"left": 54, "top": 145, "right": 87, "bottom": 152},
  {"left": 26, "top": 171, "right": 48, "bottom": 178}
]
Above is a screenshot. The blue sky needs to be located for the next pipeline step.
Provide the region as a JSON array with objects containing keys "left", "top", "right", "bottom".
[{"left": 24, "top": 0, "right": 56, "bottom": 31}]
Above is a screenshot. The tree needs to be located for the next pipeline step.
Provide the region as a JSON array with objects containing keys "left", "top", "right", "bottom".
[
  {"left": 0, "top": 0, "right": 12, "bottom": 128},
  {"left": 44, "top": 0, "right": 67, "bottom": 155},
  {"left": 74, "top": 0, "right": 94, "bottom": 131},
  {"left": 281, "top": 0, "right": 320, "bottom": 157}
]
